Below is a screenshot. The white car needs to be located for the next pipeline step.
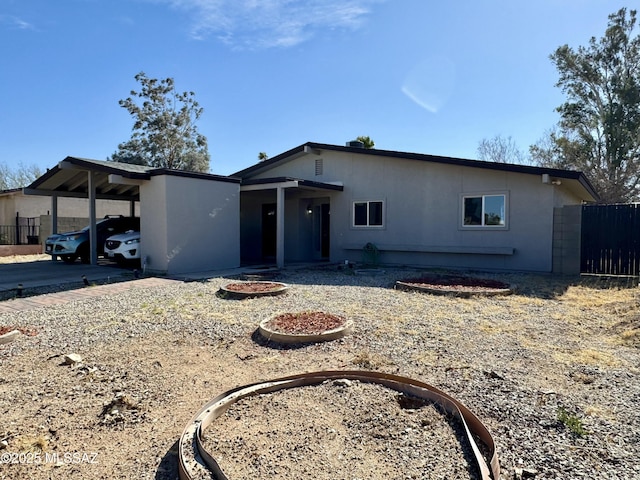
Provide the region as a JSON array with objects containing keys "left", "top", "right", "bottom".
[{"left": 104, "top": 230, "right": 141, "bottom": 264}]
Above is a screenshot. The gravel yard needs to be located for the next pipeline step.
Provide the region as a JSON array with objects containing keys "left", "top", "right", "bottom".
[{"left": 0, "top": 264, "right": 639, "bottom": 479}]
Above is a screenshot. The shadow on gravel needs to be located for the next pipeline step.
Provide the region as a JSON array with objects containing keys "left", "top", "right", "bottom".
[
  {"left": 155, "top": 440, "right": 180, "bottom": 480},
  {"left": 250, "top": 328, "right": 317, "bottom": 350}
]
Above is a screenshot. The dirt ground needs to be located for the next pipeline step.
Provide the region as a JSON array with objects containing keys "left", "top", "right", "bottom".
[{"left": 0, "top": 262, "right": 639, "bottom": 479}]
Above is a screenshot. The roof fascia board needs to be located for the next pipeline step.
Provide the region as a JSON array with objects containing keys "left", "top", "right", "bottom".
[
  {"left": 232, "top": 144, "right": 308, "bottom": 178},
  {"left": 241, "top": 180, "right": 299, "bottom": 191},
  {"left": 22, "top": 187, "right": 139, "bottom": 201},
  {"left": 25, "top": 166, "right": 63, "bottom": 190},
  {"left": 148, "top": 168, "right": 241, "bottom": 184},
  {"left": 297, "top": 179, "right": 344, "bottom": 191},
  {"left": 235, "top": 141, "right": 596, "bottom": 186}
]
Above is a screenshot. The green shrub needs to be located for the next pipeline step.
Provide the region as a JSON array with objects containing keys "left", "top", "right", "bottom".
[{"left": 557, "top": 407, "right": 588, "bottom": 436}]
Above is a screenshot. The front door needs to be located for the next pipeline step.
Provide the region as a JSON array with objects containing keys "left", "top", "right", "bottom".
[{"left": 262, "top": 203, "right": 277, "bottom": 260}]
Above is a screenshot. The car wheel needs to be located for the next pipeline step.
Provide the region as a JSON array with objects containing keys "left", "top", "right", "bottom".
[
  {"left": 60, "top": 255, "right": 77, "bottom": 264},
  {"left": 78, "top": 244, "right": 90, "bottom": 264}
]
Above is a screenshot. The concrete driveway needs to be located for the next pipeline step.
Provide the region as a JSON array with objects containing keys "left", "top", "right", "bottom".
[{"left": 0, "top": 258, "right": 135, "bottom": 295}]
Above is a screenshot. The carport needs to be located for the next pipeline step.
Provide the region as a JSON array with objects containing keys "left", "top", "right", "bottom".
[
  {"left": 24, "top": 157, "right": 241, "bottom": 275},
  {"left": 23, "top": 157, "right": 144, "bottom": 265}
]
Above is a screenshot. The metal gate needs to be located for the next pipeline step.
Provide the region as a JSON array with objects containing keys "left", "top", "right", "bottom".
[
  {"left": 0, "top": 215, "right": 40, "bottom": 245},
  {"left": 581, "top": 203, "right": 640, "bottom": 276}
]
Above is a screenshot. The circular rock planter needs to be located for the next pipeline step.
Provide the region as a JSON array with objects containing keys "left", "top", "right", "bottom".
[
  {"left": 396, "top": 275, "right": 512, "bottom": 297},
  {"left": 218, "top": 281, "right": 289, "bottom": 299},
  {"left": 258, "top": 311, "right": 353, "bottom": 344}
]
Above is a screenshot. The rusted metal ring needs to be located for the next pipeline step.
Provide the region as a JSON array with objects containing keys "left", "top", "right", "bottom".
[
  {"left": 178, "top": 370, "right": 500, "bottom": 480},
  {"left": 0, "top": 329, "right": 20, "bottom": 345}
]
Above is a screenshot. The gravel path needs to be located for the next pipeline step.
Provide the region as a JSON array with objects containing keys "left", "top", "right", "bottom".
[{"left": 0, "top": 265, "right": 638, "bottom": 479}]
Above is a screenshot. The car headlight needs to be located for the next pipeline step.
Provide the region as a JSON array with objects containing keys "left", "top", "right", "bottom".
[
  {"left": 124, "top": 238, "right": 140, "bottom": 245},
  {"left": 60, "top": 234, "right": 82, "bottom": 241}
]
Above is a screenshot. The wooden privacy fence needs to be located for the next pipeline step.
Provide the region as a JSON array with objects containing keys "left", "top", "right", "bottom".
[{"left": 581, "top": 203, "right": 640, "bottom": 276}]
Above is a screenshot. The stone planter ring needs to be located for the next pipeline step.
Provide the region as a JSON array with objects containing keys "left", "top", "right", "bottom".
[
  {"left": 218, "top": 281, "right": 289, "bottom": 299},
  {"left": 258, "top": 311, "right": 353, "bottom": 344}
]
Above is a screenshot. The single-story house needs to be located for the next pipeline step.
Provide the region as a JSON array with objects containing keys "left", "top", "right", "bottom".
[
  {"left": 232, "top": 141, "right": 597, "bottom": 274},
  {"left": 24, "top": 141, "right": 598, "bottom": 275}
]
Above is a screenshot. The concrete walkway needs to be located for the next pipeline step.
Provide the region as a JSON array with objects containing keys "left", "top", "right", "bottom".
[
  {"left": 0, "top": 258, "right": 283, "bottom": 314},
  {"left": 0, "top": 277, "right": 182, "bottom": 313},
  {"left": 0, "top": 258, "right": 134, "bottom": 293}
]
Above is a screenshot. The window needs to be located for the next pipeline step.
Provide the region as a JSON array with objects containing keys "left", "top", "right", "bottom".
[
  {"left": 462, "top": 194, "right": 506, "bottom": 227},
  {"left": 353, "top": 201, "right": 384, "bottom": 227}
]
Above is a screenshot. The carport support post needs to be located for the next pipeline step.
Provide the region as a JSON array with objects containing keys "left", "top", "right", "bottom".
[
  {"left": 88, "top": 170, "right": 98, "bottom": 265},
  {"left": 51, "top": 194, "right": 58, "bottom": 260},
  {"left": 276, "top": 186, "right": 285, "bottom": 269}
]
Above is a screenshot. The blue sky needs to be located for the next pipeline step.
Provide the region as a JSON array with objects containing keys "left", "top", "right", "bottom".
[{"left": 0, "top": 0, "right": 626, "bottom": 176}]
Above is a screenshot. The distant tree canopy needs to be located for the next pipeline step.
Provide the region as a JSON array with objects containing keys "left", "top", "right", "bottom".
[
  {"left": 111, "top": 72, "right": 210, "bottom": 173},
  {"left": 477, "top": 135, "right": 528, "bottom": 164},
  {"left": 356, "top": 136, "right": 375, "bottom": 149},
  {"left": 530, "top": 8, "right": 640, "bottom": 203},
  {"left": 258, "top": 152, "right": 269, "bottom": 161},
  {"left": 0, "top": 161, "right": 42, "bottom": 190}
]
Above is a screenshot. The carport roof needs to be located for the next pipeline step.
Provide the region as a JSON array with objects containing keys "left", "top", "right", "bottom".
[{"left": 23, "top": 157, "right": 239, "bottom": 201}]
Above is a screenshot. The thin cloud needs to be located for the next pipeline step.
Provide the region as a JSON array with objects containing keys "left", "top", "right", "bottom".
[
  {"left": 160, "top": 0, "right": 384, "bottom": 48},
  {"left": 0, "top": 15, "right": 35, "bottom": 30}
]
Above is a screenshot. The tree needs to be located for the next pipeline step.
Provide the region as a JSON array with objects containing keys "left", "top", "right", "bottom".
[
  {"left": 530, "top": 8, "right": 640, "bottom": 203},
  {"left": 0, "top": 161, "right": 42, "bottom": 190},
  {"left": 356, "top": 136, "right": 375, "bottom": 149},
  {"left": 258, "top": 152, "right": 269, "bottom": 161},
  {"left": 477, "top": 135, "right": 528, "bottom": 164},
  {"left": 111, "top": 72, "right": 210, "bottom": 173}
]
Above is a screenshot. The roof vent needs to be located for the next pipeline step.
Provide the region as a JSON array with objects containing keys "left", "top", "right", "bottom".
[{"left": 346, "top": 140, "right": 365, "bottom": 148}]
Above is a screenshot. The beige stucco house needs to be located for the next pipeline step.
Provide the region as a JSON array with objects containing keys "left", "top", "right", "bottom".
[
  {"left": 232, "top": 142, "right": 598, "bottom": 274},
  {"left": 24, "top": 142, "right": 598, "bottom": 275}
]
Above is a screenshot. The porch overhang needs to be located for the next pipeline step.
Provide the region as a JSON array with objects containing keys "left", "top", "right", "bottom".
[
  {"left": 239, "top": 177, "right": 342, "bottom": 269},
  {"left": 239, "top": 177, "right": 344, "bottom": 192}
]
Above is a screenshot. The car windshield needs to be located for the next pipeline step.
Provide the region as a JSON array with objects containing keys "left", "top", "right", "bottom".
[{"left": 80, "top": 218, "right": 111, "bottom": 232}]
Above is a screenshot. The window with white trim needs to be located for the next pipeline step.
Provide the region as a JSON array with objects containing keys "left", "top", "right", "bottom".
[
  {"left": 353, "top": 200, "right": 384, "bottom": 227},
  {"left": 462, "top": 194, "right": 506, "bottom": 227}
]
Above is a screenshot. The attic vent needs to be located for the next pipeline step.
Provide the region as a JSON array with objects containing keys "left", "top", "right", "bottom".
[
  {"left": 315, "top": 158, "right": 323, "bottom": 176},
  {"left": 346, "top": 140, "right": 365, "bottom": 148}
]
